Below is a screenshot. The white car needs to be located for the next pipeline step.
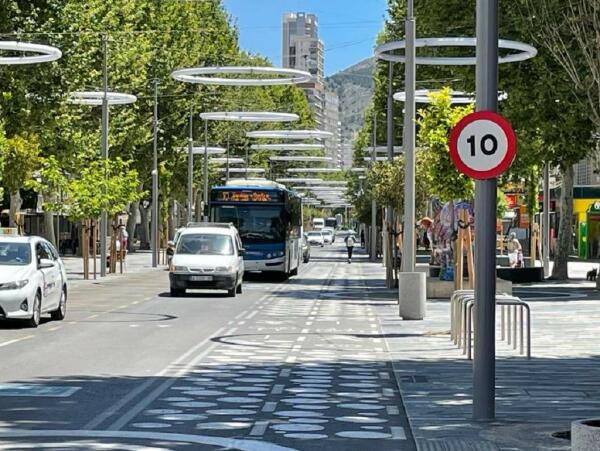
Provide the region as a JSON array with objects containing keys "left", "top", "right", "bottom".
[
  {"left": 0, "top": 235, "right": 67, "bottom": 327},
  {"left": 169, "top": 223, "right": 245, "bottom": 297},
  {"left": 321, "top": 228, "right": 334, "bottom": 245},
  {"left": 306, "top": 231, "right": 325, "bottom": 247}
]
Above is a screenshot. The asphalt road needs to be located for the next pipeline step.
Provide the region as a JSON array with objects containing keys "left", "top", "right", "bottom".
[{"left": 0, "top": 243, "right": 416, "bottom": 451}]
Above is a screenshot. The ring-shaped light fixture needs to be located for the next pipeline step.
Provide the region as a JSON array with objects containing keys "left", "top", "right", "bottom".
[
  {"left": 0, "top": 41, "right": 62, "bottom": 65},
  {"left": 276, "top": 178, "right": 323, "bottom": 184},
  {"left": 247, "top": 130, "right": 333, "bottom": 140},
  {"left": 200, "top": 112, "right": 299, "bottom": 122},
  {"left": 175, "top": 146, "right": 226, "bottom": 155},
  {"left": 171, "top": 66, "right": 311, "bottom": 86},
  {"left": 365, "top": 156, "right": 397, "bottom": 162},
  {"left": 69, "top": 91, "right": 137, "bottom": 106},
  {"left": 306, "top": 180, "right": 347, "bottom": 186},
  {"left": 251, "top": 143, "right": 325, "bottom": 151},
  {"left": 375, "top": 37, "right": 537, "bottom": 65},
  {"left": 210, "top": 157, "right": 245, "bottom": 165},
  {"left": 269, "top": 156, "right": 332, "bottom": 162},
  {"left": 393, "top": 89, "right": 508, "bottom": 104},
  {"left": 287, "top": 168, "right": 342, "bottom": 173},
  {"left": 217, "top": 167, "right": 265, "bottom": 173},
  {"left": 364, "top": 146, "right": 404, "bottom": 153},
  {"left": 351, "top": 167, "right": 367, "bottom": 172}
]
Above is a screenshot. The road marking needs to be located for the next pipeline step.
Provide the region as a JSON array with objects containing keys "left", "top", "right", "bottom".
[
  {"left": 249, "top": 420, "right": 269, "bottom": 436},
  {"left": 383, "top": 388, "right": 394, "bottom": 397},
  {"left": 225, "top": 327, "right": 237, "bottom": 335},
  {"left": 87, "top": 314, "right": 99, "bottom": 319},
  {"left": 380, "top": 371, "right": 390, "bottom": 379},
  {"left": 390, "top": 426, "right": 407, "bottom": 440},
  {"left": 386, "top": 406, "right": 400, "bottom": 415},
  {"left": 262, "top": 402, "right": 277, "bottom": 413},
  {"left": 0, "top": 336, "right": 34, "bottom": 349},
  {"left": 48, "top": 326, "right": 61, "bottom": 332},
  {"left": 279, "top": 369, "right": 291, "bottom": 377},
  {"left": 300, "top": 328, "right": 309, "bottom": 334},
  {"left": 285, "top": 356, "right": 296, "bottom": 363},
  {"left": 245, "top": 311, "right": 258, "bottom": 320},
  {"left": 84, "top": 324, "right": 228, "bottom": 431},
  {"left": 271, "top": 384, "right": 284, "bottom": 395},
  {"left": 296, "top": 336, "right": 306, "bottom": 342},
  {"left": 237, "top": 321, "right": 246, "bottom": 326}
]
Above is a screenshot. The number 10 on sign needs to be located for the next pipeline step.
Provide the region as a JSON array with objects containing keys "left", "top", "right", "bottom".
[{"left": 449, "top": 111, "right": 517, "bottom": 180}]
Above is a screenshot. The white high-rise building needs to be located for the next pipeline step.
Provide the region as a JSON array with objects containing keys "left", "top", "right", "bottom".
[
  {"left": 324, "top": 91, "right": 342, "bottom": 167},
  {"left": 282, "top": 12, "right": 325, "bottom": 125}
]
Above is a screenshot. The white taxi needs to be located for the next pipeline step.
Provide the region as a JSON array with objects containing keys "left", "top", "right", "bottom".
[
  {"left": 169, "top": 223, "right": 245, "bottom": 297},
  {"left": 0, "top": 235, "right": 68, "bottom": 327}
]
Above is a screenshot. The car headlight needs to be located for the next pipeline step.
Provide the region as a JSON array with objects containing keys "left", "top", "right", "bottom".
[
  {"left": 172, "top": 266, "right": 188, "bottom": 272},
  {"left": 267, "top": 253, "right": 272, "bottom": 259},
  {"left": 0, "top": 280, "right": 29, "bottom": 290},
  {"left": 277, "top": 251, "right": 284, "bottom": 257}
]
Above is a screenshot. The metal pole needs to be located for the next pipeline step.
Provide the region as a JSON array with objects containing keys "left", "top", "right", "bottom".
[
  {"left": 402, "top": 0, "right": 416, "bottom": 273},
  {"left": 371, "top": 113, "right": 377, "bottom": 262},
  {"left": 100, "top": 34, "right": 109, "bottom": 277},
  {"left": 151, "top": 80, "right": 159, "bottom": 268},
  {"left": 226, "top": 134, "right": 230, "bottom": 183},
  {"left": 187, "top": 105, "right": 193, "bottom": 224},
  {"left": 387, "top": 62, "right": 395, "bottom": 162},
  {"left": 542, "top": 163, "right": 550, "bottom": 276},
  {"left": 473, "top": 0, "right": 498, "bottom": 421},
  {"left": 203, "top": 120, "right": 209, "bottom": 221}
]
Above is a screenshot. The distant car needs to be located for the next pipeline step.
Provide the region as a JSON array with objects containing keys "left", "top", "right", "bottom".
[
  {"left": 169, "top": 223, "right": 245, "bottom": 297},
  {"left": 321, "top": 228, "right": 334, "bottom": 245},
  {"left": 301, "top": 235, "right": 311, "bottom": 263},
  {"left": 0, "top": 235, "right": 68, "bottom": 327},
  {"left": 312, "top": 218, "right": 325, "bottom": 230},
  {"left": 306, "top": 231, "right": 325, "bottom": 247}
]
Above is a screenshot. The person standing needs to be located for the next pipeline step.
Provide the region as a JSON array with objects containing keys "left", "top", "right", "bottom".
[
  {"left": 345, "top": 233, "right": 356, "bottom": 264},
  {"left": 360, "top": 229, "right": 365, "bottom": 248},
  {"left": 507, "top": 232, "right": 522, "bottom": 268}
]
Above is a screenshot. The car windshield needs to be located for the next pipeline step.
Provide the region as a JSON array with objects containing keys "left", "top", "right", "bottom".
[
  {"left": 176, "top": 234, "right": 233, "bottom": 256},
  {"left": 322, "top": 230, "right": 333, "bottom": 235},
  {"left": 213, "top": 206, "right": 286, "bottom": 244},
  {"left": 307, "top": 232, "right": 322, "bottom": 237},
  {"left": 0, "top": 242, "right": 31, "bottom": 266}
]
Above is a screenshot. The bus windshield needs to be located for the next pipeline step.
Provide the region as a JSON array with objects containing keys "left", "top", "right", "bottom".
[{"left": 213, "top": 205, "right": 286, "bottom": 244}]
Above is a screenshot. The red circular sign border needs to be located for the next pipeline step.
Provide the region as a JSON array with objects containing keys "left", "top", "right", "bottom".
[{"left": 449, "top": 110, "right": 517, "bottom": 180}]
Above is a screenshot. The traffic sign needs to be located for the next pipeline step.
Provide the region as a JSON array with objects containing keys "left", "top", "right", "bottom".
[{"left": 449, "top": 111, "right": 517, "bottom": 180}]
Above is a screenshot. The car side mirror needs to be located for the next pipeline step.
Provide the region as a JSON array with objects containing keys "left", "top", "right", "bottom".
[
  {"left": 239, "top": 248, "right": 246, "bottom": 256},
  {"left": 167, "top": 240, "right": 175, "bottom": 247},
  {"left": 38, "top": 258, "right": 55, "bottom": 269}
]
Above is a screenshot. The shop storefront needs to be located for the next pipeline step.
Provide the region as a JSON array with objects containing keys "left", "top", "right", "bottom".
[{"left": 573, "top": 186, "right": 600, "bottom": 259}]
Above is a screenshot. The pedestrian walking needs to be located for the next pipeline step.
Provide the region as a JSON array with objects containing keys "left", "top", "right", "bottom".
[
  {"left": 345, "top": 233, "right": 356, "bottom": 264},
  {"left": 360, "top": 230, "right": 365, "bottom": 248}
]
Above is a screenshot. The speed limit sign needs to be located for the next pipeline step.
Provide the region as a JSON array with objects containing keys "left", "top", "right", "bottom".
[{"left": 449, "top": 111, "right": 517, "bottom": 180}]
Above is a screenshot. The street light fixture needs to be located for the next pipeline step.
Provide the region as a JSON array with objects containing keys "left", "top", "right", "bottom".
[
  {"left": 247, "top": 130, "right": 333, "bottom": 140},
  {"left": 0, "top": 41, "right": 62, "bottom": 64}
]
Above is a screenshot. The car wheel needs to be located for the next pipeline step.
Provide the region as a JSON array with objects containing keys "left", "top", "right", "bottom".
[
  {"left": 26, "top": 291, "right": 41, "bottom": 328},
  {"left": 50, "top": 286, "right": 67, "bottom": 321},
  {"left": 170, "top": 287, "right": 185, "bottom": 297}
]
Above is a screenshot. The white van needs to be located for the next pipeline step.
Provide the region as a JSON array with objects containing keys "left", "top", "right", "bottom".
[
  {"left": 169, "top": 223, "right": 245, "bottom": 297},
  {"left": 312, "top": 218, "right": 325, "bottom": 230}
]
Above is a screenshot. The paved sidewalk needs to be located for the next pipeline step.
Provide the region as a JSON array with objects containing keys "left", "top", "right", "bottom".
[
  {"left": 360, "top": 258, "right": 600, "bottom": 450},
  {"left": 62, "top": 251, "right": 165, "bottom": 286}
]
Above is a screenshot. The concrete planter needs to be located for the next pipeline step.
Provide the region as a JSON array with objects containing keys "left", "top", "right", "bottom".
[{"left": 572, "top": 418, "right": 600, "bottom": 451}]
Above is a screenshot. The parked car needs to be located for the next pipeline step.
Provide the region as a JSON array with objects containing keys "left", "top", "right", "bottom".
[
  {"left": 321, "top": 228, "right": 334, "bottom": 245},
  {"left": 0, "top": 234, "right": 68, "bottom": 327},
  {"left": 306, "top": 231, "right": 325, "bottom": 247},
  {"left": 169, "top": 223, "right": 245, "bottom": 297},
  {"left": 301, "top": 235, "right": 311, "bottom": 263}
]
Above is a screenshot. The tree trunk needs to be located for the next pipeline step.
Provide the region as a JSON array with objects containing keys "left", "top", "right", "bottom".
[
  {"left": 9, "top": 191, "right": 22, "bottom": 228},
  {"left": 551, "top": 165, "right": 574, "bottom": 280},
  {"left": 43, "top": 210, "right": 56, "bottom": 247},
  {"left": 127, "top": 199, "right": 140, "bottom": 253},
  {"left": 139, "top": 204, "right": 150, "bottom": 250}
]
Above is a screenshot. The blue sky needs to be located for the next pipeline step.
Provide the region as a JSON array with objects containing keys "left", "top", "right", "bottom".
[{"left": 222, "top": 0, "right": 388, "bottom": 76}]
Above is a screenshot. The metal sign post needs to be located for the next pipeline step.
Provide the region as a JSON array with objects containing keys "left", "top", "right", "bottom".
[{"left": 474, "top": 0, "right": 499, "bottom": 421}]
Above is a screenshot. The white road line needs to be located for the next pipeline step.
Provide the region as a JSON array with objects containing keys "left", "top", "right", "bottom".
[
  {"left": 249, "top": 420, "right": 269, "bottom": 436},
  {"left": 262, "top": 401, "right": 277, "bottom": 413},
  {"left": 383, "top": 388, "right": 394, "bottom": 397},
  {"left": 0, "top": 335, "right": 34, "bottom": 348},
  {"left": 271, "top": 384, "right": 284, "bottom": 395},
  {"left": 285, "top": 356, "right": 297, "bottom": 363},
  {"left": 380, "top": 371, "right": 390, "bottom": 379},
  {"left": 245, "top": 311, "right": 258, "bottom": 320},
  {"left": 390, "top": 426, "right": 407, "bottom": 440},
  {"left": 300, "top": 328, "right": 309, "bottom": 334},
  {"left": 225, "top": 327, "right": 238, "bottom": 336},
  {"left": 296, "top": 336, "right": 306, "bottom": 342},
  {"left": 387, "top": 405, "right": 400, "bottom": 415},
  {"left": 279, "top": 369, "right": 291, "bottom": 377}
]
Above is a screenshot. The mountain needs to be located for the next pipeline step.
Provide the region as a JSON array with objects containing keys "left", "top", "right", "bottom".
[{"left": 325, "top": 58, "right": 374, "bottom": 144}]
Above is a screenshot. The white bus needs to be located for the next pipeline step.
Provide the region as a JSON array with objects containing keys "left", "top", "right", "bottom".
[{"left": 312, "top": 218, "right": 325, "bottom": 230}]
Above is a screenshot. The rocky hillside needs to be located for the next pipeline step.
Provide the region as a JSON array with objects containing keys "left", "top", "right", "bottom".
[{"left": 325, "top": 58, "right": 374, "bottom": 143}]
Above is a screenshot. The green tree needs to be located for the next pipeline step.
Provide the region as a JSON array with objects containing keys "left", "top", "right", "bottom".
[{"left": 2, "top": 133, "right": 42, "bottom": 227}]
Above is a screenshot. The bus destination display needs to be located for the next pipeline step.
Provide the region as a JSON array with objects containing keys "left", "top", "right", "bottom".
[{"left": 212, "top": 190, "right": 283, "bottom": 203}]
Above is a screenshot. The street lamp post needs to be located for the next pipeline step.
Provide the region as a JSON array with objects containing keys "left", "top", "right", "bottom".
[
  {"left": 151, "top": 80, "right": 159, "bottom": 268},
  {"left": 371, "top": 113, "right": 377, "bottom": 262},
  {"left": 403, "top": 0, "right": 417, "bottom": 273},
  {"left": 203, "top": 120, "right": 209, "bottom": 221},
  {"left": 187, "top": 105, "right": 194, "bottom": 224},
  {"left": 100, "top": 34, "right": 109, "bottom": 277},
  {"left": 473, "top": 0, "right": 499, "bottom": 421}
]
